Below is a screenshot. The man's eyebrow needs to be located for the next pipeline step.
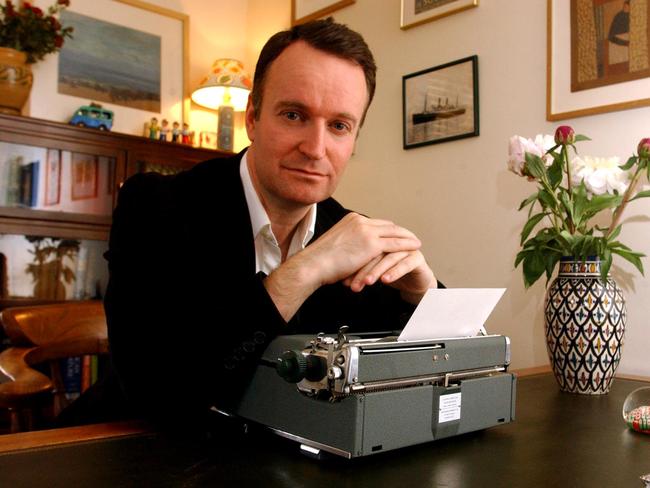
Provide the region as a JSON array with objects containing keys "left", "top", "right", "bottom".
[{"left": 274, "top": 100, "right": 359, "bottom": 125}]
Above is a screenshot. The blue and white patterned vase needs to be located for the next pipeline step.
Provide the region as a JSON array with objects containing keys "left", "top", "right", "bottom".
[{"left": 544, "top": 257, "right": 626, "bottom": 394}]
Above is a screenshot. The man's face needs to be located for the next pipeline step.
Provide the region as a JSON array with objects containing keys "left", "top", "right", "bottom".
[{"left": 245, "top": 41, "right": 368, "bottom": 212}]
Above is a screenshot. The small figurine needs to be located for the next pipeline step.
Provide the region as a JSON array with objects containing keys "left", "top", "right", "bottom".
[
  {"left": 181, "top": 122, "right": 191, "bottom": 144},
  {"left": 159, "top": 119, "right": 169, "bottom": 142},
  {"left": 149, "top": 117, "right": 159, "bottom": 139},
  {"left": 171, "top": 121, "right": 180, "bottom": 143}
]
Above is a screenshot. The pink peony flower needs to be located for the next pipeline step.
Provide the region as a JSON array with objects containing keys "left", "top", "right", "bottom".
[
  {"left": 638, "top": 138, "right": 650, "bottom": 158},
  {"left": 554, "top": 126, "right": 575, "bottom": 145}
]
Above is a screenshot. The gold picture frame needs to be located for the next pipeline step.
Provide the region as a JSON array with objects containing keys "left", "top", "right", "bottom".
[
  {"left": 547, "top": 0, "right": 650, "bottom": 121},
  {"left": 115, "top": 0, "right": 190, "bottom": 128},
  {"left": 400, "top": 0, "right": 478, "bottom": 30},
  {"left": 292, "top": 0, "right": 355, "bottom": 26}
]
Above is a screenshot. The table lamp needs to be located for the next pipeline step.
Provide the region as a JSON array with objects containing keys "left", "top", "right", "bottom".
[{"left": 191, "top": 59, "right": 252, "bottom": 151}]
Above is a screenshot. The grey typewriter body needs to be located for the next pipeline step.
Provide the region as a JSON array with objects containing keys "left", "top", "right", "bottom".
[{"left": 230, "top": 329, "right": 516, "bottom": 459}]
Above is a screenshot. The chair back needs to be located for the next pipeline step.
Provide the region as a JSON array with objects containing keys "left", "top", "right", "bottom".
[
  {"left": 1, "top": 301, "right": 108, "bottom": 361},
  {"left": 0, "top": 300, "right": 108, "bottom": 431}
]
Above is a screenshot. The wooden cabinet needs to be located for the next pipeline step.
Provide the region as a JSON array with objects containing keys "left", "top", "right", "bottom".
[{"left": 0, "top": 114, "right": 232, "bottom": 303}]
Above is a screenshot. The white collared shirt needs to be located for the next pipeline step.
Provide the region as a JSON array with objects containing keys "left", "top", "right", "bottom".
[{"left": 240, "top": 153, "right": 317, "bottom": 275}]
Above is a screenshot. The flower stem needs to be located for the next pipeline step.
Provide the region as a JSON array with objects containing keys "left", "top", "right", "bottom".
[
  {"left": 606, "top": 167, "right": 642, "bottom": 238},
  {"left": 562, "top": 144, "right": 576, "bottom": 234}
]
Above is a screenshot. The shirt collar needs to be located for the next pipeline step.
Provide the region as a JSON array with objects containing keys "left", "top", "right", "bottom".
[{"left": 240, "top": 152, "right": 317, "bottom": 245}]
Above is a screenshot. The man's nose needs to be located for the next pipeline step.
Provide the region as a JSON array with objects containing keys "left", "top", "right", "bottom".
[{"left": 298, "top": 122, "right": 326, "bottom": 160}]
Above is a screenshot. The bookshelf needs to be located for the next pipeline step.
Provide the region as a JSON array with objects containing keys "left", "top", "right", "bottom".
[{"left": 0, "top": 113, "right": 232, "bottom": 306}]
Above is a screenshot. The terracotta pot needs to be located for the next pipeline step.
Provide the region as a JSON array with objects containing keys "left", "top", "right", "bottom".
[
  {"left": 544, "top": 257, "right": 626, "bottom": 394},
  {"left": 0, "top": 47, "right": 33, "bottom": 115}
]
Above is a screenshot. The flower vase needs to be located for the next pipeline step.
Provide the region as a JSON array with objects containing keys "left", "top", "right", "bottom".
[
  {"left": 544, "top": 257, "right": 626, "bottom": 394},
  {"left": 0, "top": 47, "right": 33, "bottom": 115}
]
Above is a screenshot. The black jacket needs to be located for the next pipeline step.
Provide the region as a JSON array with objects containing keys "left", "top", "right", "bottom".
[{"left": 104, "top": 152, "right": 417, "bottom": 427}]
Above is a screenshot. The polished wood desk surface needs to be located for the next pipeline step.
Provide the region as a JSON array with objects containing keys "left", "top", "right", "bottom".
[{"left": 0, "top": 374, "right": 649, "bottom": 487}]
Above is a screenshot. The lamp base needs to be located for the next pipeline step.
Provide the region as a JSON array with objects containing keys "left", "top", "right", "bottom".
[{"left": 217, "top": 105, "right": 234, "bottom": 151}]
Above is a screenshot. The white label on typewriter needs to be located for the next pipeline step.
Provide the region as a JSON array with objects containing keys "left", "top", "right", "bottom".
[{"left": 439, "top": 393, "right": 462, "bottom": 423}]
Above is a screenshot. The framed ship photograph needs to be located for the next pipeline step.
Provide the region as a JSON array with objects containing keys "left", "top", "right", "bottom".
[{"left": 402, "top": 55, "right": 479, "bottom": 149}]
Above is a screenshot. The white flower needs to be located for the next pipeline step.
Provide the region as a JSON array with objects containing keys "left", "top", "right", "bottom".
[
  {"left": 508, "top": 134, "right": 554, "bottom": 177},
  {"left": 570, "top": 156, "right": 629, "bottom": 196}
]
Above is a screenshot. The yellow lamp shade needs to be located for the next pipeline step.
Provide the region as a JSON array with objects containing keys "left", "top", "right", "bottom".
[{"left": 191, "top": 58, "right": 252, "bottom": 111}]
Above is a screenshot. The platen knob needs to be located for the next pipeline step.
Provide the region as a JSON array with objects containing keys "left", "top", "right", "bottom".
[
  {"left": 276, "top": 350, "right": 329, "bottom": 383},
  {"left": 277, "top": 350, "right": 307, "bottom": 383}
]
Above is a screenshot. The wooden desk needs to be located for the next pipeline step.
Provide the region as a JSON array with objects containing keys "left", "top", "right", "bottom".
[{"left": 0, "top": 374, "right": 649, "bottom": 487}]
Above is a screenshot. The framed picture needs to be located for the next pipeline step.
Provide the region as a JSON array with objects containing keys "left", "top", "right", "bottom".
[
  {"left": 105, "top": 157, "right": 116, "bottom": 196},
  {"left": 292, "top": 0, "right": 355, "bottom": 25},
  {"left": 547, "top": 0, "right": 650, "bottom": 121},
  {"left": 44, "top": 149, "right": 61, "bottom": 206},
  {"left": 71, "top": 153, "right": 99, "bottom": 201},
  {"left": 403, "top": 55, "right": 479, "bottom": 149},
  {"left": 401, "top": 0, "right": 478, "bottom": 30},
  {"left": 28, "top": 0, "right": 189, "bottom": 136}
]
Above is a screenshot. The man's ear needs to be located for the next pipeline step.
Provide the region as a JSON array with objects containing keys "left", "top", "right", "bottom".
[{"left": 245, "top": 94, "right": 256, "bottom": 142}]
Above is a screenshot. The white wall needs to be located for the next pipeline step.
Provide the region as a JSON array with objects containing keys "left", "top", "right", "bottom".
[
  {"left": 326, "top": 0, "right": 650, "bottom": 375},
  {"left": 23, "top": 0, "right": 649, "bottom": 374}
]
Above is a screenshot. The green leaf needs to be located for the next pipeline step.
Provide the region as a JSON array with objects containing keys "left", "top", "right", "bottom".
[
  {"left": 525, "top": 153, "right": 547, "bottom": 180},
  {"left": 620, "top": 156, "right": 637, "bottom": 171},
  {"left": 522, "top": 252, "right": 546, "bottom": 288},
  {"left": 545, "top": 253, "right": 561, "bottom": 280},
  {"left": 574, "top": 134, "right": 591, "bottom": 142},
  {"left": 611, "top": 248, "right": 645, "bottom": 275},
  {"left": 548, "top": 157, "right": 563, "bottom": 188},
  {"left": 582, "top": 193, "right": 622, "bottom": 216},
  {"left": 559, "top": 191, "right": 574, "bottom": 224},
  {"left": 572, "top": 184, "right": 588, "bottom": 228},
  {"left": 518, "top": 193, "right": 538, "bottom": 211},
  {"left": 630, "top": 189, "right": 650, "bottom": 202},
  {"left": 538, "top": 189, "right": 556, "bottom": 209},
  {"left": 601, "top": 248, "right": 612, "bottom": 281},
  {"left": 606, "top": 225, "right": 622, "bottom": 241},
  {"left": 514, "top": 250, "right": 528, "bottom": 268},
  {"left": 521, "top": 213, "right": 547, "bottom": 244}
]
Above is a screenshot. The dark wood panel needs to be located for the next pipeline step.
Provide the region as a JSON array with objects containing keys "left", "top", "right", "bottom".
[{"left": 0, "top": 114, "right": 233, "bottom": 240}]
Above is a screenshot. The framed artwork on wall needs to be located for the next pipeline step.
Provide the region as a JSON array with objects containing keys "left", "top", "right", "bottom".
[
  {"left": 30, "top": 0, "right": 189, "bottom": 136},
  {"left": 400, "top": 0, "right": 478, "bottom": 30},
  {"left": 71, "top": 153, "right": 99, "bottom": 201},
  {"left": 44, "top": 149, "right": 62, "bottom": 206},
  {"left": 402, "top": 55, "right": 479, "bottom": 149},
  {"left": 292, "top": 0, "right": 355, "bottom": 25},
  {"left": 547, "top": 0, "right": 650, "bottom": 121}
]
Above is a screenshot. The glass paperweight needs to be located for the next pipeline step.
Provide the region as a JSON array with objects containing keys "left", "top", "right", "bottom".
[{"left": 622, "top": 387, "right": 650, "bottom": 434}]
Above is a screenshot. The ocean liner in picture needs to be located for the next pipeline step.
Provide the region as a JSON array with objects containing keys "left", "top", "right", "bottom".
[{"left": 412, "top": 94, "right": 466, "bottom": 125}]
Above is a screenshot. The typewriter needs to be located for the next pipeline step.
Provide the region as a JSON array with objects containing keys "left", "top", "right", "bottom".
[{"left": 226, "top": 326, "right": 516, "bottom": 459}]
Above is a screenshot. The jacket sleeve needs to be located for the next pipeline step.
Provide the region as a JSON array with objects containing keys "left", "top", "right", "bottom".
[{"left": 104, "top": 172, "right": 286, "bottom": 430}]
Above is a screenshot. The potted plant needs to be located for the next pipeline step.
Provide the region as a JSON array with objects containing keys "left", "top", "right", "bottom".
[
  {"left": 508, "top": 127, "right": 650, "bottom": 394},
  {"left": 0, "top": 0, "right": 73, "bottom": 114}
]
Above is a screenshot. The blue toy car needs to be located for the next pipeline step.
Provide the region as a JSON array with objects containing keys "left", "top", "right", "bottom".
[{"left": 69, "top": 103, "right": 114, "bottom": 131}]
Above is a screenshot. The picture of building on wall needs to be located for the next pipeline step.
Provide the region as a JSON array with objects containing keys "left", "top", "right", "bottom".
[
  {"left": 58, "top": 11, "right": 161, "bottom": 112},
  {"left": 571, "top": 0, "right": 650, "bottom": 92}
]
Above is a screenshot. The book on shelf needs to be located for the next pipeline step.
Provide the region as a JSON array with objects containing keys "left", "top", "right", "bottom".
[
  {"left": 60, "top": 354, "right": 103, "bottom": 400},
  {"left": 18, "top": 160, "right": 39, "bottom": 208}
]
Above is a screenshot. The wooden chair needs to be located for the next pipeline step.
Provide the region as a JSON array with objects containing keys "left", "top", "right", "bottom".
[{"left": 0, "top": 301, "right": 108, "bottom": 432}]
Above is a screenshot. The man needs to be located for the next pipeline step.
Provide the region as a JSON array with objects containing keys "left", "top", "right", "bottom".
[{"left": 104, "top": 18, "right": 439, "bottom": 430}]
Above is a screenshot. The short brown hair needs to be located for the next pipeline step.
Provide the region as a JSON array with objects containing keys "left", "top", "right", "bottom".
[{"left": 251, "top": 17, "right": 376, "bottom": 125}]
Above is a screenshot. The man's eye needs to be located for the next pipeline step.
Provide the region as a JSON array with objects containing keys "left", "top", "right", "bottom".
[
  {"left": 284, "top": 111, "right": 301, "bottom": 121},
  {"left": 331, "top": 121, "right": 350, "bottom": 132}
]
